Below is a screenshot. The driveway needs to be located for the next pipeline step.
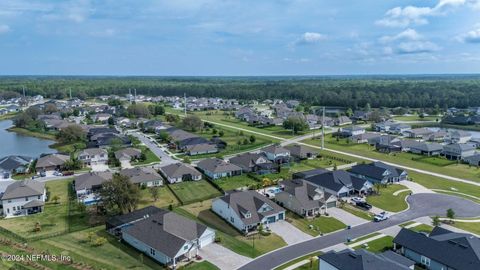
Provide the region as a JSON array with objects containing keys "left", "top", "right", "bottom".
[
  {"left": 198, "top": 243, "right": 251, "bottom": 270},
  {"left": 120, "top": 160, "right": 133, "bottom": 169},
  {"left": 268, "top": 221, "right": 313, "bottom": 245},
  {"left": 91, "top": 163, "right": 109, "bottom": 172},
  {"left": 238, "top": 193, "right": 480, "bottom": 270},
  {"left": 131, "top": 132, "right": 177, "bottom": 166},
  {"left": 327, "top": 208, "right": 368, "bottom": 227},
  {"left": 399, "top": 180, "right": 434, "bottom": 194}
]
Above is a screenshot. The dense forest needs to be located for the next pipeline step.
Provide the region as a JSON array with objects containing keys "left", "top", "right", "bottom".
[{"left": 1, "top": 75, "right": 480, "bottom": 108}]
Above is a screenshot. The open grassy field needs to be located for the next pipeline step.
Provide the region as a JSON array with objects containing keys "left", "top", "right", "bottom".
[
  {"left": 214, "top": 175, "right": 259, "bottom": 191},
  {"left": 0, "top": 179, "right": 71, "bottom": 239},
  {"left": 34, "top": 226, "right": 164, "bottom": 270},
  {"left": 176, "top": 200, "right": 287, "bottom": 258},
  {"left": 451, "top": 222, "right": 480, "bottom": 235},
  {"left": 286, "top": 212, "right": 346, "bottom": 236},
  {"left": 137, "top": 186, "right": 180, "bottom": 209},
  {"left": 392, "top": 115, "right": 439, "bottom": 121},
  {"left": 303, "top": 134, "right": 480, "bottom": 183},
  {"left": 366, "top": 184, "right": 409, "bottom": 212},
  {"left": 169, "top": 180, "right": 222, "bottom": 205},
  {"left": 352, "top": 236, "right": 394, "bottom": 253}
]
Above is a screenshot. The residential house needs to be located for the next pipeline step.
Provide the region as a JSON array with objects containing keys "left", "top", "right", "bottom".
[
  {"left": 404, "top": 128, "right": 432, "bottom": 139},
  {"left": 159, "top": 163, "right": 202, "bottom": 184},
  {"left": 427, "top": 131, "right": 448, "bottom": 142},
  {"left": 319, "top": 249, "right": 413, "bottom": 270},
  {"left": 446, "top": 130, "right": 472, "bottom": 144},
  {"left": 393, "top": 227, "right": 480, "bottom": 270},
  {"left": 106, "top": 207, "right": 215, "bottom": 268},
  {"left": 275, "top": 179, "right": 337, "bottom": 217},
  {"left": 442, "top": 143, "right": 476, "bottom": 160},
  {"left": 304, "top": 170, "right": 373, "bottom": 197},
  {"left": 35, "top": 154, "right": 70, "bottom": 172},
  {"left": 390, "top": 123, "right": 411, "bottom": 134},
  {"left": 92, "top": 113, "right": 112, "bottom": 123},
  {"left": 0, "top": 155, "right": 32, "bottom": 179},
  {"left": 229, "top": 153, "right": 277, "bottom": 174},
  {"left": 351, "top": 111, "right": 371, "bottom": 122},
  {"left": 349, "top": 162, "right": 408, "bottom": 184},
  {"left": 212, "top": 190, "right": 286, "bottom": 234},
  {"left": 403, "top": 141, "right": 443, "bottom": 156},
  {"left": 285, "top": 144, "right": 318, "bottom": 160},
  {"left": 261, "top": 145, "right": 291, "bottom": 164},
  {"left": 0, "top": 180, "right": 46, "bottom": 217},
  {"left": 120, "top": 167, "right": 163, "bottom": 187},
  {"left": 185, "top": 143, "right": 218, "bottom": 156},
  {"left": 340, "top": 126, "right": 365, "bottom": 137},
  {"left": 143, "top": 120, "right": 168, "bottom": 133},
  {"left": 285, "top": 100, "right": 300, "bottom": 108},
  {"left": 88, "top": 131, "right": 131, "bottom": 148},
  {"left": 348, "top": 133, "right": 381, "bottom": 144},
  {"left": 74, "top": 172, "right": 113, "bottom": 205},
  {"left": 292, "top": 168, "right": 328, "bottom": 179},
  {"left": 115, "top": 148, "right": 142, "bottom": 162},
  {"left": 334, "top": 116, "right": 352, "bottom": 126},
  {"left": 78, "top": 148, "right": 108, "bottom": 166},
  {"left": 373, "top": 135, "right": 403, "bottom": 153},
  {"left": 464, "top": 153, "right": 480, "bottom": 166},
  {"left": 196, "top": 158, "right": 242, "bottom": 180}
]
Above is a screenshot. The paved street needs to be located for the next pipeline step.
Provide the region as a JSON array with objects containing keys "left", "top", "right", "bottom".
[
  {"left": 237, "top": 193, "right": 480, "bottom": 270},
  {"left": 130, "top": 132, "right": 177, "bottom": 166}
]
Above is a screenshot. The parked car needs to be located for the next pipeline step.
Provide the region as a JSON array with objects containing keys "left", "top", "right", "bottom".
[
  {"left": 62, "top": 171, "right": 74, "bottom": 176},
  {"left": 53, "top": 171, "right": 63, "bottom": 176},
  {"left": 356, "top": 201, "right": 372, "bottom": 210},
  {"left": 39, "top": 171, "right": 46, "bottom": 177},
  {"left": 374, "top": 212, "right": 389, "bottom": 222},
  {"left": 351, "top": 197, "right": 364, "bottom": 203}
]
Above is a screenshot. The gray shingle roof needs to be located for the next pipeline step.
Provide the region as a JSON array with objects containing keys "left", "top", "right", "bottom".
[
  {"left": 319, "top": 249, "right": 411, "bottom": 270},
  {"left": 305, "top": 170, "right": 365, "bottom": 193},
  {"left": 115, "top": 148, "right": 142, "bottom": 160},
  {"left": 74, "top": 172, "right": 113, "bottom": 191},
  {"left": 394, "top": 227, "right": 480, "bottom": 270},
  {"left": 36, "top": 154, "right": 70, "bottom": 168},
  {"left": 284, "top": 145, "right": 318, "bottom": 158},
  {"left": 196, "top": 158, "right": 242, "bottom": 174},
  {"left": 159, "top": 163, "right": 202, "bottom": 178},
  {"left": 279, "top": 179, "right": 327, "bottom": 209},
  {"left": 123, "top": 209, "right": 208, "bottom": 258},
  {"left": 1, "top": 180, "right": 44, "bottom": 200},
  {"left": 120, "top": 167, "right": 162, "bottom": 184},
  {"left": 0, "top": 155, "right": 32, "bottom": 171}
]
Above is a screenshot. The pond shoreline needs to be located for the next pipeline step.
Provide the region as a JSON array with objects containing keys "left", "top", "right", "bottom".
[{"left": 6, "top": 126, "right": 57, "bottom": 141}]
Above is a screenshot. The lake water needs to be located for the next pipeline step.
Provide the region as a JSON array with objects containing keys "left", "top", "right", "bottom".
[
  {"left": 427, "top": 127, "right": 480, "bottom": 139},
  {"left": 0, "top": 120, "right": 56, "bottom": 158}
]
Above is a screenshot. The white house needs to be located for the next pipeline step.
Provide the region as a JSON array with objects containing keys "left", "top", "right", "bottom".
[
  {"left": 0, "top": 180, "right": 46, "bottom": 218},
  {"left": 212, "top": 190, "right": 285, "bottom": 234},
  {"left": 78, "top": 148, "right": 108, "bottom": 166},
  {"left": 261, "top": 145, "right": 291, "bottom": 164}
]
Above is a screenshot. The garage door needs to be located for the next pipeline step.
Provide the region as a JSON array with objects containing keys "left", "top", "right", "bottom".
[
  {"left": 326, "top": 201, "right": 337, "bottom": 208},
  {"left": 199, "top": 231, "right": 215, "bottom": 248}
]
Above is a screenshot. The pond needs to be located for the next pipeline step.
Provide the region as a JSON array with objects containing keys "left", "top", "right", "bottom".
[
  {"left": 0, "top": 120, "right": 56, "bottom": 158},
  {"left": 426, "top": 127, "right": 480, "bottom": 139}
]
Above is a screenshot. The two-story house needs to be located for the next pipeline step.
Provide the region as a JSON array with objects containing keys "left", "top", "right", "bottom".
[
  {"left": 0, "top": 180, "right": 46, "bottom": 217},
  {"left": 261, "top": 145, "right": 291, "bottom": 164},
  {"left": 78, "top": 148, "right": 108, "bottom": 166},
  {"left": 442, "top": 143, "right": 476, "bottom": 160}
]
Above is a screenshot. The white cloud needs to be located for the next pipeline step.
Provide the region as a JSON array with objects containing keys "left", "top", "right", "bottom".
[
  {"left": 90, "top": 28, "right": 116, "bottom": 37},
  {"left": 458, "top": 26, "right": 480, "bottom": 43},
  {"left": 0, "top": 24, "right": 10, "bottom": 34},
  {"left": 295, "top": 32, "right": 327, "bottom": 45},
  {"left": 397, "top": 41, "right": 440, "bottom": 54},
  {"left": 376, "top": 0, "right": 477, "bottom": 28},
  {"left": 380, "top": 29, "right": 440, "bottom": 54},
  {"left": 379, "top": 28, "right": 422, "bottom": 43}
]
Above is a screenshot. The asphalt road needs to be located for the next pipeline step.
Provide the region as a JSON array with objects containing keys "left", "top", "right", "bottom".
[
  {"left": 130, "top": 132, "right": 177, "bottom": 166},
  {"left": 237, "top": 193, "right": 480, "bottom": 270}
]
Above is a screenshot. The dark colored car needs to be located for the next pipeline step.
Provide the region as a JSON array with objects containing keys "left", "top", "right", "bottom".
[{"left": 356, "top": 201, "right": 372, "bottom": 210}]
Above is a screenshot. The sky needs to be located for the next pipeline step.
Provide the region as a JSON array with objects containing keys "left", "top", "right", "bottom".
[{"left": 0, "top": 0, "right": 480, "bottom": 76}]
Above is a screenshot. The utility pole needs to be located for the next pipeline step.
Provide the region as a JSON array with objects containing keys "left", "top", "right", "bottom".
[
  {"left": 134, "top": 88, "right": 137, "bottom": 103},
  {"left": 322, "top": 106, "right": 325, "bottom": 150},
  {"left": 22, "top": 86, "right": 26, "bottom": 98},
  {"left": 128, "top": 89, "right": 132, "bottom": 104},
  {"left": 184, "top": 93, "right": 187, "bottom": 116},
  {"left": 69, "top": 88, "right": 72, "bottom": 99}
]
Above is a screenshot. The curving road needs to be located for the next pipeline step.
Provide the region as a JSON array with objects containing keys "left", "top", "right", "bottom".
[{"left": 237, "top": 193, "right": 480, "bottom": 270}]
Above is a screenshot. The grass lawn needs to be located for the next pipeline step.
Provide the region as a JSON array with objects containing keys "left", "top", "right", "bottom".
[
  {"left": 451, "top": 222, "right": 480, "bottom": 235},
  {"left": 348, "top": 232, "right": 382, "bottom": 244},
  {"left": 286, "top": 212, "right": 346, "bottom": 236},
  {"left": 274, "top": 251, "right": 322, "bottom": 270},
  {"left": 366, "top": 184, "right": 409, "bottom": 212},
  {"left": 353, "top": 236, "right": 394, "bottom": 253},
  {"left": 176, "top": 201, "right": 287, "bottom": 258},
  {"left": 0, "top": 179, "right": 71, "bottom": 239},
  {"left": 214, "top": 175, "right": 259, "bottom": 191},
  {"left": 138, "top": 186, "right": 180, "bottom": 209},
  {"left": 392, "top": 115, "right": 439, "bottom": 122},
  {"left": 133, "top": 146, "right": 161, "bottom": 165},
  {"left": 51, "top": 141, "right": 87, "bottom": 154},
  {"left": 400, "top": 221, "right": 416, "bottom": 227},
  {"left": 408, "top": 224, "right": 434, "bottom": 233},
  {"left": 303, "top": 134, "right": 480, "bottom": 183},
  {"left": 340, "top": 204, "right": 374, "bottom": 221},
  {"left": 293, "top": 259, "right": 319, "bottom": 270},
  {"left": 169, "top": 180, "right": 222, "bottom": 205},
  {"left": 7, "top": 126, "right": 57, "bottom": 140},
  {"left": 181, "top": 261, "right": 220, "bottom": 270},
  {"left": 302, "top": 157, "right": 350, "bottom": 169},
  {"left": 415, "top": 156, "right": 456, "bottom": 167},
  {"left": 34, "top": 226, "right": 164, "bottom": 270}
]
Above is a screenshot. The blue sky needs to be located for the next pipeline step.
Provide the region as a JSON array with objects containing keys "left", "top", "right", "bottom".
[{"left": 0, "top": 0, "right": 479, "bottom": 76}]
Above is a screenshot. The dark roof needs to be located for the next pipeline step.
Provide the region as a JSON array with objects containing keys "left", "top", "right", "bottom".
[
  {"left": 393, "top": 227, "right": 480, "bottom": 270},
  {"left": 319, "top": 249, "right": 411, "bottom": 270},
  {"left": 229, "top": 153, "right": 272, "bottom": 169},
  {"left": 292, "top": 168, "right": 328, "bottom": 179},
  {"left": 196, "top": 158, "right": 242, "bottom": 174},
  {"left": 284, "top": 145, "right": 318, "bottom": 158},
  {"left": 350, "top": 162, "right": 405, "bottom": 180},
  {"left": 106, "top": 206, "right": 164, "bottom": 229},
  {"left": 119, "top": 167, "right": 162, "bottom": 184},
  {"left": 74, "top": 172, "right": 113, "bottom": 191},
  {"left": 159, "top": 163, "right": 202, "bottom": 178},
  {"left": 304, "top": 170, "right": 361, "bottom": 192},
  {"left": 0, "top": 155, "right": 32, "bottom": 171},
  {"left": 123, "top": 209, "right": 209, "bottom": 258}
]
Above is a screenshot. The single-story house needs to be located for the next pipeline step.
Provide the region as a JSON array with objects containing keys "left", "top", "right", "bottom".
[
  {"left": 334, "top": 116, "right": 352, "bottom": 126},
  {"left": 212, "top": 190, "right": 286, "bottom": 234},
  {"left": 0, "top": 155, "right": 32, "bottom": 179},
  {"left": 319, "top": 249, "right": 413, "bottom": 270},
  {"left": 196, "top": 158, "right": 242, "bottom": 180},
  {"left": 393, "top": 227, "right": 480, "bottom": 270},
  {"left": 404, "top": 141, "right": 443, "bottom": 156},
  {"left": 120, "top": 167, "right": 163, "bottom": 187},
  {"left": 115, "top": 148, "right": 142, "bottom": 162},
  {"left": 106, "top": 207, "right": 215, "bottom": 268},
  {"left": 349, "top": 133, "right": 381, "bottom": 144},
  {"left": 349, "top": 161, "right": 408, "bottom": 184},
  {"left": 185, "top": 143, "right": 218, "bottom": 156},
  {"left": 229, "top": 153, "right": 277, "bottom": 174},
  {"left": 0, "top": 180, "right": 46, "bottom": 217},
  {"left": 285, "top": 145, "right": 318, "bottom": 160},
  {"left": 404, "top": 128, "right": 432, "bottom": 139},
  {"left": 275, "top": 178, "right": 337, "bottom": 217},
  {"left": 340, "top": 126, "right": 365, "bottom": 137},
  {"left": 304, "top": 170, "right": 373, "bottom": 197},
  {"left": 78, "top": 148, "right": 108, "bottom": 166},
  {"left": 35, "top": 154, "right": 70, "bottom": 172},
  {"left": 158, "top": 163, "right": 202, "bottom": 184}
]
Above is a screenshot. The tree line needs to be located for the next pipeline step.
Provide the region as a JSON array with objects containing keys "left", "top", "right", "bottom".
[{"left": 1, "top": 75, "right": 480, "bottom": 108}]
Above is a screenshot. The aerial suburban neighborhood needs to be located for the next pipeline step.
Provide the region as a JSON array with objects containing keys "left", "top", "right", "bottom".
[{"left": 1, "top": 1, "right": 480, "bottom": 270}]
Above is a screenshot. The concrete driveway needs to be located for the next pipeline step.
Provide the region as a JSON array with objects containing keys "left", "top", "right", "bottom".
[
  {"left": 327, "top": 208, "right": 368, "bottom": 227},
  {"left": 91, "top": 163, "right": 109, "bottom": 172},
  {"left": 268, "top": 220, "right": 313, "bottom": 245},
  {"left": 120, "top": 160, "right": 133, "bottom": 169},
  {"left": 399, "top": 180, "right": 434, "bottom": 194},
  {"left": 198, "top": 243, "right": 251, "bottom": 270}
]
